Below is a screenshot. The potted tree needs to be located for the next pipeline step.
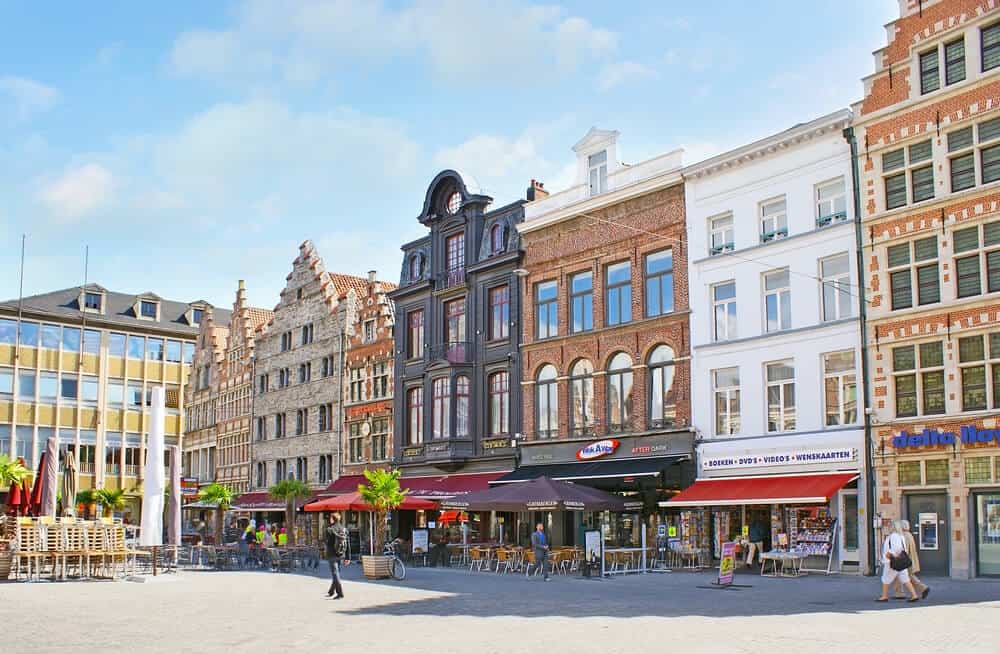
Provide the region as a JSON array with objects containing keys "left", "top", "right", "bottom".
[
  {"left": 198, "top": 483, "right": 234, "bottom": 546},
  {"left": 75, "top": 489, "right": 98, "bottom": 520},
  {"left": 95, "top": 488, "right": 126, "bottom": 518},
  {"left": 0, "top": 454, "right": 32, "bottom": 579},
  {"left": 268, "top": 478, "right": 311, "bottom": 545},
  {"left": 357, "top": 468, "right": 406, "bottom": 579}
]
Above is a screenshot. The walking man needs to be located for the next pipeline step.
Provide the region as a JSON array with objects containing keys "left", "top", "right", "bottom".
[
  {"left": 324, "top": 513, "right": 348, "bottom": 599},
  {"left": 531, "top": 522, "right": 551, "bottom": 581},
  {"left": 745, "top": 518, "right": 766, "bottom": 568}
]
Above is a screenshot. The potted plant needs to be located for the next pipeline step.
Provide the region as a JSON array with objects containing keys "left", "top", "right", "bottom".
[
  {"left": 95, "top": 488, "right": 126, "bottom": 518},
  {"left": 268, "top": 478, "right": 311, "bottom": 546},
  {"left": 0, "top": 455, "right": 32, "bottom": 580},
  {"left": 198, "top": 483, "right": 235, "bottom": 546},
  {"left": 76, "top": 489, "right": 98, "bottom": 520},
  {"left": 357, "top": 468, "right": 406, "bottom": 579}
]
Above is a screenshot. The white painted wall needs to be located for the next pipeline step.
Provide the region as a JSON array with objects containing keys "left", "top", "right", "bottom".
[{"left": 685, "top": 123, "right": 864, "bottom": 442}]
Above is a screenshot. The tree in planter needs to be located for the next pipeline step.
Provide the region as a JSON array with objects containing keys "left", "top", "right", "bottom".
[
  {"left": 268, "top": 478, "right": 311, "bottom": 545},
  {"left": 198, "top": 483, "right": 235, "bottom": 546},
  {"left": 1, "top": 455, "right": 31, "bottom": 513},
  {"left": 358, "top": 468, "right": 406, "bottom": 555},
  {"left": 75, "top": 489, "right": 99, "bottom": 520},
  {"left": 95, "top": 488, "right": 126, "bottom": 518}
]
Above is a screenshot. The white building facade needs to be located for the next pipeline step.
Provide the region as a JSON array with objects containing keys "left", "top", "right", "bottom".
[{"left": 678, "top": 109, "right": 871, "bottom": 573}]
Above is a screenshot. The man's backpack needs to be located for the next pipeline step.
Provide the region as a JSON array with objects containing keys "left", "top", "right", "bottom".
[{"left": 326, "top": 527, "right": 347, "bottom": 557}]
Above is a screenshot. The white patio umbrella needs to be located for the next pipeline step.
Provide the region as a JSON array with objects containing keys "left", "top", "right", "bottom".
[
  {"left": 40, "top": 434, "right": 58, "bottom": 517},
  {"left": 140, "top": 387, "right": 165, "bottom": 547},
  {"left": 167, "top": 444, "right": 181, "bottom": 547}
]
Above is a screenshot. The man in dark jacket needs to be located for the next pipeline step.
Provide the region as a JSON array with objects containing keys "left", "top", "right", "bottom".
[
  {"left": 324, "top": 513, "right": 348, "bottom": 599},
  {"left": 746, "top": 519, "right": 766, "bottom": 568},
  {"left": 530, "top": 523, "right": 551, "bottom": 581}
]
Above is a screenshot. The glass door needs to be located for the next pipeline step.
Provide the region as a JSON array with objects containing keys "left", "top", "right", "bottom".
[
  {"left": 840, "top": 491, "right": 859, "bottom": 562},
  {"left": 976, "top": 493, "right": 1000, "bottom": 576}
]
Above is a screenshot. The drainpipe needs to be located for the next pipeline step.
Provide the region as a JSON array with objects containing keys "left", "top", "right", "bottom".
[{"left": 844, "top": 125, "right": 876, "bottom": 576}]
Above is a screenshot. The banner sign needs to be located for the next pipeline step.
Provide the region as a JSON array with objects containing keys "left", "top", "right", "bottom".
[
  {"left": 181, "top": 477, "right": 200, "bottom": 500},
  {"left": 702, "top": 447, "right": 856, "bottom": 471},
  {"left": 412, "top": 529, "right": 429, "bottom": 554},
  {"left": 718, "top": 541, "right": 737, "bottom": 586},
  {"left": 576, "top": 439, "right": 620, "bottom": 461},
  {"left": 893, "top": 426, "right": 999, "bottom": 449}
]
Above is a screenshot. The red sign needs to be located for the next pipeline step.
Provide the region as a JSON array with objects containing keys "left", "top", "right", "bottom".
[
  {"left": 576, "top": 439, "right": 620, "bottom": 461},
  {"left": 181, "top": 477, "right": 200, "bottom": 501},
  {"left": 631, "top": 446, "right": 652, "bottom": 454}
]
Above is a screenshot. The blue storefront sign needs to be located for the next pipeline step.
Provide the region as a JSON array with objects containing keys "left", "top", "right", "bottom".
[{"left": 892, "top": 426, "right": 1000, "bottom": 449}]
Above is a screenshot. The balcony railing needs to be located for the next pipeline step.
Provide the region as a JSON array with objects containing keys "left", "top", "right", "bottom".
[
  {"left": 105, "top": 464, "right": 120, "bottom": 475},
  {"left": 436, "top": 267, "right": 466, "bottom": 291},
  {"left": 427, "top": 341, "right": 473, "bottom": 364},
  {"left": 760, "top": 228, "right": 789, "bottom": 244},
  {"left": 125, "top": 464, "right": 140, "bottom": 477},
  {"left": 709, "top": 243, "right": 734, "bottom": 256},
  {"left": 79, "top": 462, "right": 95, "bottom": 474},
  {"left": 816, "top": 211, "right": 848, "bottom": 228}
]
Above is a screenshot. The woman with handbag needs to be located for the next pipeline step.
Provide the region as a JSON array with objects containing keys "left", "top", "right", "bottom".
[
  {"left": 893, "top": 520, "right": 929, "bottom": 600},
  {"left": 877, "top": 521, "right": 920, "bottom": 603}
]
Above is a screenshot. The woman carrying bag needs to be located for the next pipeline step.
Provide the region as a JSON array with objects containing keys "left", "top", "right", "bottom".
[{"left": 876, "top": 520, "right": 920, "bottom": 603}]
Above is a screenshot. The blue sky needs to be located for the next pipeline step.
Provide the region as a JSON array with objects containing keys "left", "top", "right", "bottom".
[{"left": 0, "top": 1, "right": 897, "bottom": 310}]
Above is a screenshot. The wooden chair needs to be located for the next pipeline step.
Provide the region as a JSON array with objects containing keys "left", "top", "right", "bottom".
[
  {"left": 61, "top": 523, "right": 91, "bottom": 580},
  {"left": 43, "top": 522, "right": 66, "bottom": 580},
  {"left": 14, "top": 520, "right": 44, "bottom": 582},
  {"left": 468, "top": 547, "right": 486, "bottom": 572},
  {"left": 102, "top": 525, "right": 130, "bottom": 578},
  {"left": 495, "top": 548, "right": 513, "bottom": 574},
  {"left": 523, "top": 549, "right": 540, "bottom": 577}
]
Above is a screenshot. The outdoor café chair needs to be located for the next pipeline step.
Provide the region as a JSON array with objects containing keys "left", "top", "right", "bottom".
[
  {"left": 468, "top": 547, "right": 487, "bottom": 572},
  {"left": 14, "top": 519, "right": 44, "bottom": 582},
  {"left": 495, "top": 548, "right": 513, "bottom": 574}
]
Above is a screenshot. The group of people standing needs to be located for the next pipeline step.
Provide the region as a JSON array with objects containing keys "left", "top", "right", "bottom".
[
  {"left": 877, "top": 519, "right": 930, "bottom": 603},
  {"left": 233, "top": 519, "right": 289, "bottom": 566}
]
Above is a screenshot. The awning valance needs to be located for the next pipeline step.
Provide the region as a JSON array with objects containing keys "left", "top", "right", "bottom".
[
  {"left": 400, "top": 472, "right": 508, "bottom": 499},
  {"left": 492, "top": 456, "right": 686, "bottom": 484},
  {"left": 660, "top": 472, "right": 858, "bottom": 507},
  {"left": 319, "top": 474, "right": 367, "bottom": 496},
  {"left": 231, "top": 490, "right": 318, "bottom": 512}
]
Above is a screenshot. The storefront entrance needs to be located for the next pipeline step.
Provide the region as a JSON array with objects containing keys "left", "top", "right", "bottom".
[
  {"left": 904, "top": 493, "right": 949, "bottom": 576},
  {"left": 974, "top": 492, "right": 1000, "bottom": 576}
]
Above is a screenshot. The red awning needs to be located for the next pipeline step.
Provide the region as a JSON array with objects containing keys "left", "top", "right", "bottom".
[
  {"left": 304, "top": 491, "right": 438, "bottom": 512},
  {"left": 232, "top": 491, "right": 318, "bottom": 512},
  {"left": 319, "top": 474, "right": 367, "bottom": 496},
  {"left": 437, "top": 510, "right": 468, "bottom": 524},
  {"left": 664, "top": 472, "right": 858, "bottom": 507},
  {"left": 401, "top": 472, "right": 509, "bottom": 499}
]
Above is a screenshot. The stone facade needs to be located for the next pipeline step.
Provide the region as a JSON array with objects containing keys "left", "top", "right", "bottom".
[
  {"left": 519, "top": 130, "right": 693, "bottom": 448},
  {"left": 183, "top": 308, "right": 227, "bottom": 489},
  {"left": 341, "top": 271, "right": 396, "bottom": 477},
  {"left": 251, "top": 241, "right": 365, "bottom": 491},
  {"left": 390, "top": 170, "right": 525, "bottom": 476},
  {"left": 852, "top": 0, "right": 1000, "bottom": 578}
]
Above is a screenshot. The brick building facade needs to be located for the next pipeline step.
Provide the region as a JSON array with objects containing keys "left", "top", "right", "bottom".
[
  {"left": 183, "top": 307, "right": 227, "bottom": 490},
  {"left": 249, "top": 241, "right": 365, "bottom": 508},
  {"left": 852, "top": 0, "right": 1000, "bottom": 578},
  {"left": 513, "top": 128, "right": 695, "bottom": 528}
]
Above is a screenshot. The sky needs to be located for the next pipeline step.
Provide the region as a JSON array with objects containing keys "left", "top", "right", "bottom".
[{"left": 0, "top": 1, "right": 898, "bottom": 311}]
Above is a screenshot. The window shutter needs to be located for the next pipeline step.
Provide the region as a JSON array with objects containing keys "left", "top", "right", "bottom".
[
  {"left": 987, "top": 250, "right": 1000, "bottom": 293},
  {"left": 954, "top": 226, "right": 981, "bottom": 252},
  {"left": 908, "top": 140, "right": 933, "bottom": 163},
  {"left": 892, "top": 346, "right": 916, "bottom": 371},
  {"left": 890, "top": 270, "right": 912, "bottom": 310},
  {"left": 882, "top": 149, "right": 905, "bottom": 172},
  {"left": 951, "top": 153, "right": 975, "bottom": 192},
  {"left": 984, "top": 23, "right": 1000, "bottom": 72},
  {"left": 913, "top": 237, "right": 938, "bottom": 261},
  {"left": 945, "top": 39, "right": 966, "bottom": 84},
  {"left": 979, "top": 116, "right": 1000, "bottom": 143},
  {"left": 981, "top": 144, "right": 1000, "bottom": 184},
  {"left": 920, "top": 50, "right": 940, "bottom": 94},
  {"left": 917, "top": 263, "right": 940, "bottom": 305},
  {"left": 956, "top": 255, "right": 981, "bottom": 298},
  {"left": 984, "top": 221, "right": 1000, "bottom": 246},
  {"left": 885, "top": 173, "right": 907, "bottom": 209},
  {"left": 947, "top": 127, "right": 974, "bottom": 152},
  {"left": 911, "top": 166, "right": 935, "bottom": 202}
]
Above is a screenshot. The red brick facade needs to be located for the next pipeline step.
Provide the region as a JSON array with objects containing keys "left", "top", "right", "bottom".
[{"left": 520, "top": 184, "right": 691, "bottom": 441}]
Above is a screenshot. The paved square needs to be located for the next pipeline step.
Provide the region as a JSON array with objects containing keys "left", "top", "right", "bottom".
[{"left": 4, "top": 565, "right": 998, "bottom": 653}]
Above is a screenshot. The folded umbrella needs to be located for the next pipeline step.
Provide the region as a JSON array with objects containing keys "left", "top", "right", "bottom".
[
  {"left": 40, "top": 436, "right": 58, "bottom": 518},
  {"left": 61, "top": 449, "right": 77, "bottom": 519},
  {"left": 28, "top": 453, "right": 46, "bottom": 517}
]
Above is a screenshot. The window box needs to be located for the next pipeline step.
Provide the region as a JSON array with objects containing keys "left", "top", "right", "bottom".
[
  {"left": 760, "top": 228, "right": 788, "bottom": 243},
  {"left": 710, "top": 243, "right": 734, "bottom": 255},
  {"left": 816, "top": 211, "right": 848, "bottom": 228}
]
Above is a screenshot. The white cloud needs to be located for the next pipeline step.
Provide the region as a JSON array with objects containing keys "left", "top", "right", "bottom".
[
  {"left": 37, "top": 163, "right": 114, "bottom": 220},
  {"left": 0, "top": 76, "right": 60, "bottom": 119},
  {"left": 169, "top": 0, "right": 618, "bottom": 85},
  {"left": 596, "top": 61, "right": 657, "bottom": 91},
  {"left": 679, "top": 141, "right": 727, "bottom": 167}
]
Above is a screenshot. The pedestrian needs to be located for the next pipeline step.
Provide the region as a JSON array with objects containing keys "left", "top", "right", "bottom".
[
  {"left": 278, "top": 527, "right": 288, "bottom": 547},
  {"left": 324, "top": 513, "right": 349, "bottom": 599},
  {"left": 893, "top": 519, "right": 930, "bottom": 600},
  {"left": 225, "top": 520, "right": 240, "bottom": 545},
  {"left": 262, "top": 524, "right": 275, "bottom": 548},
  {"left": 530, "top": 522, "right": 551, "bottom": 581},
  {"left": 876, "top": 520, "right": 920, "bottom": 603},
  {"left": 239, "top": 524, "right": 253, "bottom": 566},
  {"left": 745, "top": 518, "right": 766, "bottom": 568}
]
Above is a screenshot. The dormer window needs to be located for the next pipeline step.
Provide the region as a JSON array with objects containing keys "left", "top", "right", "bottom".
[
  {"left": 490, "top": 224, "right": 505, "bottom": 254},
  {"left": 191, "top": 308, "right": 204, "bottom": 325},
  {"left": 84, "top": 292, "right": 103, "bottom": 312},
  {"left": 588, "top": 150, "right": 608, "bottom": 196},
  {"left": 409, "top": 253, "right": 424, "bottom": 282},
  {"left": 140, "top": 300, "right": 158, "bottom": 319}
]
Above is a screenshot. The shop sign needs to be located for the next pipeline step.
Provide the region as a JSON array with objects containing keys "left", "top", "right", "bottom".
[
  {"left": 181, "top": 477, "right": 200, "bottom": 500},
  {"left": 630, "top": 444, "right": 675, "bottom": 456},
  {"left": 717, "top": 541, "right": 737, "bottom": 586},
  {"left": 403, "top": 446, "right": 424, "bottom": 458},
  {"left": 701, "top": 447, "right": 856, "bottom": 471},
  {"left": 576, "top": 439, "right": 619, "bottom": 461},
  {"left": 483, "top": 437, "right": 511, "bottom": 450},
  {"left": 892, "top": 426, "right": 999, "bottom": 449}
]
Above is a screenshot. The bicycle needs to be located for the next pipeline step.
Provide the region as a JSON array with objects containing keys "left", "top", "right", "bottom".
[{"left": 383, "top": 538, "right": 406, "bottom": 580}]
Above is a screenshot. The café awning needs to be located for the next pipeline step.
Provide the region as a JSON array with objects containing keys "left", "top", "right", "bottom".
[
  {"left": 231, "top": 490, "right": 318, "bottom": 512},
  {"left": 400, "top": 472, "right": 508, "bottom": 499},
  {"left": 304, "top": 491, "right": 438, "bottom": 512},
  {"left": 661, "top": 472, "right": 858, "bottom": 508},
  {"left": 319, "top": 474, "right": 367, "bottom": 496},
  {"left": 492, "top": 456, "right": 686, "bottom": 484}
]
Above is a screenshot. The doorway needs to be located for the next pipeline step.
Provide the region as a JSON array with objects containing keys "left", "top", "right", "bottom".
[
  {"left": 840, "top": 491, "right": 859, "bottom": 564},
  {"left": 904, "top": 494, "right": 949, "bottom": 576}
]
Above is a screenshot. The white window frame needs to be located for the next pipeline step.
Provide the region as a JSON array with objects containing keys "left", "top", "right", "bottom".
[
  {"left": 823, "top": 350, "right": 857, "bottom": 427},
  {"left": 816, "top": 177, "right": 848, "bottom": 227},
  {"left": 588, "top": 150, "right": 608, "bottom": 196},
  {"left": 709, "top": 213, "right": 734, "bottom": 255},
  {"left": 759, "top": 197, "right": 788, "bottom": 243},
  {"left": 820, "top": 253, "right": 853, "bottom": 321},
  {"left": 713, "top": 367, "right": 740, "bottom": 436},
  {"left": 765, "top": 360, "right": 796, "bottom": 433},
  {"left": 363, "top": 319, "right": 377, "bottom": 344},
  {"left": 762, "top": 269, "right": 791, "bottom": 333},
  {"left": 712, "top": 281, "right": 737, "bottom": 342}
]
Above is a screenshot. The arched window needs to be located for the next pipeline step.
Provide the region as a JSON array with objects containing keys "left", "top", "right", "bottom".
[
  {"left": 488, "top": 371, "right": 509, "bottom": 436},
  {"left": 569, "top": 359, "right": 595, "bottom": 437},
  {"left": 648, "top": 345, "right": 677, "bottom": 428},
  {"left": 536, "top": 365, "right": 558, "bottom": 439},
  {"left": 407, "top": 387, "right": 423, "bottom": 444},
  {"left": 409, "top": 253, "right": 423, "bottom": 281},
  {"left": 432, "top": 378, "right": 451, "bottom": 440},
  {"left": 607, "top": 353, "right": 633, "bottom": 433},
  {"left": 455, "top": 376, "right": 470, "bottom": 438},
  {"left": 490, "top": 223, "right": 505, "bottom": 254}
]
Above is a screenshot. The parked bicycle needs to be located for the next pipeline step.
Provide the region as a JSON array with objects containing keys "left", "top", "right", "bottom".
[{"left": 383, "top": 538, "right": 406, "bottom": 580}]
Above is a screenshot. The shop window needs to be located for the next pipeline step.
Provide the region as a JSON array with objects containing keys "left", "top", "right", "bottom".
[
  {"left": 606, "top": 353, "right": 633, "bottom": 433},
  {"left": 648, "top": 345, "right": 676, "bottom": 428},
  {"left": 536, "top": 365, "right": 558, "bottom": 439},
  {"left": 569, "top": 359, "right": 595, "bottom": 437},
  {"left": 897, "top": 461, "right": 922, "bottom": 486},
  {"left": 892, "top": 342, "right": 945, "bottom": 417},
  {"left": 924, "top": 459, "right": 950, "bottom": 485},
  {"left": 966, "top": 457, "right": 994, "bottom": 484}
]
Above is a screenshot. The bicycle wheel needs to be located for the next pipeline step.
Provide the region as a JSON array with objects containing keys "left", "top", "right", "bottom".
[{"left": 392, "top": 557, "right": 406, "bottom": 580}]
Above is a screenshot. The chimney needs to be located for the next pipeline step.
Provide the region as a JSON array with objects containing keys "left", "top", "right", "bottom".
[
  {"left": 367, "top": 270, "right": 377, "bottom": 283},
  {"left": 526, "top": 179, "right": 548, "bottom": 201}
]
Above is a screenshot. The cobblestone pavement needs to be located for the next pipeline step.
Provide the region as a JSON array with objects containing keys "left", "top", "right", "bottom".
[{"left": 4, "top": 564, "right": 998, "bottom": 654}]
